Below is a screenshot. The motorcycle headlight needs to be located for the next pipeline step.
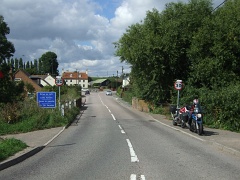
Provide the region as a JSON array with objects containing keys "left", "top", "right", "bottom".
[{"left": 197, "top": 114, "right": 202, "bottom": 118}]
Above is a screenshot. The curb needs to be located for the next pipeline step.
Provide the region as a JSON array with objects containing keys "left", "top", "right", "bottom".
[
  {"left": 0, "top": 146, "right": 44, "bottom": 171},
  {"left": 0, "top": 127, "right": 66, "bottom": 171},
  {"left": 207, "top": 141, "right": 240, "bottom": 158}
]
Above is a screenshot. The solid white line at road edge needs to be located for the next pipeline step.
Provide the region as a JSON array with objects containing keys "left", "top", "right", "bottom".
[
  {"left": 152, "top": 117, "right": 205, "bottom": 142},
  {"left": 44, "top": 127, "right": 65, "bottom": 146}
]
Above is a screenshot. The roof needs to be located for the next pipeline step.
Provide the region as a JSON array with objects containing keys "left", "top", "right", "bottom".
[
  {"left": 91, "top": 79, "right": 108, "bottom": 84},
  {"left": 62, "top": 71, "right": 88, "bottom": 80},
  {"left": 30, "top": 75, "right": 48, "bottom": 79}
]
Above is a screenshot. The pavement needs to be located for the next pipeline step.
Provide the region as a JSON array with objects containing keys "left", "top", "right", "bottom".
[{"left": 1, "top": 108, "right": 240, "bottom": 171}]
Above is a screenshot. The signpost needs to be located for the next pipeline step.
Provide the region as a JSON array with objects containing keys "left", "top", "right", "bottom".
[
  {"left": 174, "top": 80, "right": 183, "bottom": 108},
  {"left": 55, "top": 76, "right": 63, "bottom": 111},
  {"left": 37, "top": 92, "right": 56, "bottom": 108}
]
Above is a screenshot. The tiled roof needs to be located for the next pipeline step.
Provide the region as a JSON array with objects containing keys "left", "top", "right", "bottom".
[
  {"left": 62, "top": 72, "right": 88, "bottom": 80},
  {"left": 30, "top": 75, "right": 48, "bottom": 79}
]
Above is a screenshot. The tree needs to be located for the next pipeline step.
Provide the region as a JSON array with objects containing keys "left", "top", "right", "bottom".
[
  {"left": 0, "top": 15, "right": 24, "bottom": 103},
  {"left": 114, "top": 0, "right": 213, "bottom": 105},
  {"left": 0, "top": 16, "right": 15, "bottom": 64},
  {"left": 39, "top": 51, "right": 59, "bottom": 76}
]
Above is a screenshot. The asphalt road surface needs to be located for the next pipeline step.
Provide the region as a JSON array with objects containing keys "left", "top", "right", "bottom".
[{"left": 1, "top": 91, "right": 240, "bottom": 180}]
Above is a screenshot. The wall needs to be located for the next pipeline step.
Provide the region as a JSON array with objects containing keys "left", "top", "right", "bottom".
[{"left": 132, "top": 97, "right": 150, "bottom": 113}]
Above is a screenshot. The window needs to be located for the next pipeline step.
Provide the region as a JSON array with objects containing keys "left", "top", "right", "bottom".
[
  {"left": 70, "top": 74, "right": 73, "bottom": 77},
  {"left": 14, "top": 78, "right": 22, "bottom": 81},
  {"left": 70, "top": 79, "right": 72, "bottom": 82}
]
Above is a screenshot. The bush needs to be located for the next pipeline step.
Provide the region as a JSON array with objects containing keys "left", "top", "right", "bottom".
[{"left": 177, "top": 83, "right": 240, "bottom": 132}]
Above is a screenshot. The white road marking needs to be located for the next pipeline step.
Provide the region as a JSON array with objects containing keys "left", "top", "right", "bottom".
[
  {"left": 130, "top": 174, "right": 136, "bottom": 180},
  {"left": 44, "top": 127, "right": 65, "bottom": 146},
  {"left": 126, "top": 139, "right": 139, "bottom": 162},
  {"left": 111, "top": 114, "right": 116, "bottom": 121},
  {"left": 153, "top": 118, "right": 205, "bottom": 142},
  {"left": 130, "top": 174, "right": 146, "bottom": 180},
  {"left": 118, "top": 125, "right": 126, "bottom": 134}
]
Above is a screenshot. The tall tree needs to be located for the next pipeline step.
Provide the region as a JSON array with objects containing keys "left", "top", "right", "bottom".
[
  {"left": 39, "top": 51, "right": 59, "bottom": 76},
  {"left": 115, "top": 0, "right": 213, "bottom": 104},
  {"left": 19, "top": 58, "right": 23, "bottom": 69},
  {"left": 14, "top": 58, "right": 19, "bottom": 70},
  {"left": 34, "top": 59, "right": 38, "bottom": 73},
  {"left": 0, "top": 16, "right": 15, "bottom": 64},
  {"left": 0, "top": 16, "right": 24, "bottom": 103}
]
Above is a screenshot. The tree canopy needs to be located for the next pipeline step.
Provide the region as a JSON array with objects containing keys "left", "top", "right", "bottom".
[
  {"left": 0, "top": 16, "right": 15, "bottom": 64},
  {"left": 39, "top": 51, "right": 59, "bottom": 76},
  {"left": 115, "top": 0, "right": 240, "bottom": 131}
]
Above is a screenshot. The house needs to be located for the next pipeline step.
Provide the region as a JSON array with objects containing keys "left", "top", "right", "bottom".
[
  {"left": 14, "top": 69, "right": 42, "bottom": 93},
  {"left": 62, "top": 71, "right": 88, "bottom": 88},
  {"left": 89, "top": 79, "right": 111, "bottom": 88},
  {"left": 30, "top": 74, "right": 55, "bottom": 87},
  {"left": 122, "top": 75, "right": 130, "bottom": 88}
]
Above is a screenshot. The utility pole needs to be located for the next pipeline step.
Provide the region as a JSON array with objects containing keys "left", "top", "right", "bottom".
[{"left": 116, "top": 70, "right": 118, "bottom": 90}]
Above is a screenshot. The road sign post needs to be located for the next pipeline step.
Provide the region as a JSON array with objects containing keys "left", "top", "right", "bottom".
[
  {"left": 55, "top": 76, "right": 63, "bottom": 111},
  {"left": 174, "top": 80, "right": 183, "bottom": 108}
]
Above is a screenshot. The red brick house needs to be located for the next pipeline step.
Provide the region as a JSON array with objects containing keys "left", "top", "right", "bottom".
[{"left": 14, "top": 69, "right": 42, "bottom": 93}]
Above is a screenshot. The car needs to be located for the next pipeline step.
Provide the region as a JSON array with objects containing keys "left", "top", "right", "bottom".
[
  {"left": 106, "top": 90, "right": 112, "bottom": 96},
  {"left": 85, "top": 90, "right": 90, "bottom": 95}
]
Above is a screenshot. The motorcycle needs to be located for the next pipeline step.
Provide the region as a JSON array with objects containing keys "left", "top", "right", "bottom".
[
  {"left": 170, "top": 105, "right": 188, "bottom": 128},
  {"left": 189, "top": 104, "right": 204, "bottom": 135}
]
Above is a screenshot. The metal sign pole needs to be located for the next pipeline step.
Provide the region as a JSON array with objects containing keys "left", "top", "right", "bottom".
[
  {"left": 59, "top": 86, "right": 61, "bottom": 111},
  {"left": 177, "top": 90, "right": 180, "bottom": 108},
  {"left": 174, "top": 80, "right": 182, "bottom": 108}
]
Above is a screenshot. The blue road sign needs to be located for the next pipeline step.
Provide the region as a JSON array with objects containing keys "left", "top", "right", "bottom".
[{"left": 37, "top": 92, "right": 56, "bottom": 108}]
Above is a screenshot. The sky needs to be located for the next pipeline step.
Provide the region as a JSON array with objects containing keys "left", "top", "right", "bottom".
[{"left": 0, "top": 0, "right": 222, "bottom": 77}]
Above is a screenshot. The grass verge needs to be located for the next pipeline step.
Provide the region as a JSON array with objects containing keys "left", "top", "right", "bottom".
[{"left": 0, "top": 138, "right": 28, "bottom": 162}]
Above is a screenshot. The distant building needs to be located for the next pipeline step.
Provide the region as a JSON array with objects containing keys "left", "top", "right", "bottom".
[
  {"left": 89, "top": 79, "right": 111, "bottom": 88},
  {"left": 30, "top": 74, "right": 55, "bottom": 87},
  {"left": 62, "top": 71, "right": 88, "bottom": 88},
  {"left": 14, "top": 69, "right": 42, "bottom": 93},
  {"left": 122, "top": 75, "right": 130, "bottom": 88}
]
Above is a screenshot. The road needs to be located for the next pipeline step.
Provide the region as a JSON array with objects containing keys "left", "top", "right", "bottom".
[{"left": 1, "top": 91, "right": 240, "bottom": 180}]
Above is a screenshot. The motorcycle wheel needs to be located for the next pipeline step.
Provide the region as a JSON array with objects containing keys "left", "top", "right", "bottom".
[
  {"left": 181, "top": 121, "right": 186, "bottom": 128},
  {"left": 197, "top": 123, "right": 203, "bottom": 135},
  {"left": 173, "top": 119, "right": 177, "bottom": 126}
]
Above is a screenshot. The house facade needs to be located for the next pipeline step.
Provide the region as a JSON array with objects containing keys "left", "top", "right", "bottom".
[
  {"left": 14, "top": 69, "right": 42, "bottom": 93},
  {"left": 30, "top": 74, "right": 55, "bottom": 86},
  {"left": 62, "top": 71, "right": 88, "bottom": 88}
]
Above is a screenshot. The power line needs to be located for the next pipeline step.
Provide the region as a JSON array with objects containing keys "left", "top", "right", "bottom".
[{"left": 212, "top": 0, "right": 228, "bottom": 12}]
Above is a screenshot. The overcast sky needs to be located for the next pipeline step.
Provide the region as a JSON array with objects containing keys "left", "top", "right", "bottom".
[{"left": 0, "top": 0, "right": 222, "bottom": 77}]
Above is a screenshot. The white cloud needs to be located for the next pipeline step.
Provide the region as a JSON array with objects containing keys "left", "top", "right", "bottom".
[{"left": 0, "top": 0, "right": 222, "bottom": 76}]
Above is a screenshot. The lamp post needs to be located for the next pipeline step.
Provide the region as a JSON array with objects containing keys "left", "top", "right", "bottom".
[{"left": 52, "top": 60, "right": 53, "bottom": 75}]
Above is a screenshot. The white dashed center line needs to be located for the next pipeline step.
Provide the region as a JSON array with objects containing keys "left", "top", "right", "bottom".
[{"left": 126, "top": 139, "right": 139, "bottom": 162}]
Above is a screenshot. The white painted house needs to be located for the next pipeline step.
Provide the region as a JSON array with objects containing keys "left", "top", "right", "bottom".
[
  {"left": 62, "top": 71, "right": 88, "bottom": 88},
  {"left": 30, "top": 74, "right": 55, "bottom": 87}
]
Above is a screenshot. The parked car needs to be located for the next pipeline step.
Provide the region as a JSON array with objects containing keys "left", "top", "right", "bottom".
[{"left": 106, "top": 90, "right": 112, "bottom": 96}]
